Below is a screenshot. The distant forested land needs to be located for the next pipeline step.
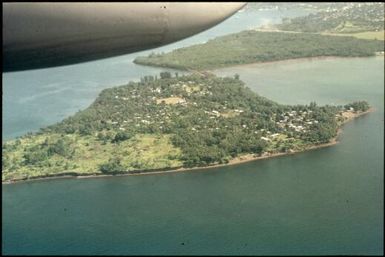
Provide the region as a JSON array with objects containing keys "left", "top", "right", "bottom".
[
  {"left": 134, "top": 31, "right": 384, "bottom": 70},
  {"left": 276, "top": 3, "right": 384, "bottom": 34},
  {"left": 2, "top": 73, "right": 369, "bottom": 181}
]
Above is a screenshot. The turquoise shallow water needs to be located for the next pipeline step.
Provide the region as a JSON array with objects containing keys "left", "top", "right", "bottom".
[{"left": 2, "top": 6, "right": 384, "bottom": 256}]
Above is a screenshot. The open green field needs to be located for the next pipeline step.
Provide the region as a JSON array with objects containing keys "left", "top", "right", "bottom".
[
  {"left": 2, "top": 133, "right": 182, "bottom": 181},
  {"left": 322, "top": 30, "right": 385, "bottom": 41}
]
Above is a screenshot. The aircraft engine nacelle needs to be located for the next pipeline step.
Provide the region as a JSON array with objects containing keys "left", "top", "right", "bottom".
[{"left": 3, "top": 2, "right": 246, "bottom": 72}]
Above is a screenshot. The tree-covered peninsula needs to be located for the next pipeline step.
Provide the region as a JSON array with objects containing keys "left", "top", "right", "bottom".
[
  {"left": 2, "top": 73, "right": 371, "bottom": 182},
  {"left": 133, "top": 31, "right": 384, "bottom": 70}
]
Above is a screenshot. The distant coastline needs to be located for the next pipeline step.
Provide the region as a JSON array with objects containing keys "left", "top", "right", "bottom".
[
  {"left": 133, "top": 30, "right": 384, "bottom": 71},
  {"left": 3, "top": 108, "right": 373, "bottom": 185},
  {"left": 210, "top": 55, "right": 384, "bottom": 72}
]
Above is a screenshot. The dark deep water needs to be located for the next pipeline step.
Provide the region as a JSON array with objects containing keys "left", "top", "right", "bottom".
[{"left": 2, "top": 6, "right": 383, "bottom": 256}]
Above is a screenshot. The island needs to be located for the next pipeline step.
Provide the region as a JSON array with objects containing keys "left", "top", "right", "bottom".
[
  {"left": 133, "top": 30, "right": 384, "bottom": 71},
  {"left": 2, "top": 73, "right": 372, "bottom": 183}
]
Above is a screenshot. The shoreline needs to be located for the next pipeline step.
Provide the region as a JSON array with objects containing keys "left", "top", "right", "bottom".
[
  {"left": 135, "top": 55, "right": 381, "bottom": 73},
  {"left": 210, "top": 55, "right": 383, "bottom": 72},
  {"left": 2, "top": 108, "right": 374, "bottom": 185}
]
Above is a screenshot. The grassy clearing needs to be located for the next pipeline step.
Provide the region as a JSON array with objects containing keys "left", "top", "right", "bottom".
[
  {"left": 2, "top": 133, "right": 182, "bottom": 181},
  {"left": 322, "top": 30, "right": 385, "bottom": 40},
  {"left": 264, "top": 134, "right": 308, "bottom": 153},
  {"left": 156, "top": 97, "right": 186, "bottom": 105},
  {"left": 220, "top": 111, "right": 240, "bottom": 118}
]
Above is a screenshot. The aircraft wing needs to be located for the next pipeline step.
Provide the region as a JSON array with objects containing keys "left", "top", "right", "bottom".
[{"left": 3, "top": 2, "right": 246, "bottom": 72}]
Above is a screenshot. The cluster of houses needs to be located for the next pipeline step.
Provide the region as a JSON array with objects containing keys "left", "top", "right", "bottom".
[
  {"left": 260, "top": 133, "right": 280, "bottom": 142},
  {"left": 274, "top": 110, "right": 319, "bottom": 134},
  {"left": 105, "top": 79, "right": 335, "bottom": 148},
  {"left": 315, "top": 3, "right": 383, "bottom": 29}
]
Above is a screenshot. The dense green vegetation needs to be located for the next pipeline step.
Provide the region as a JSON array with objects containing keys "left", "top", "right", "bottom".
[
  {"left": 344, "top": 101, "right": 370, "bottom": 112},
  {"left": 2, "top": 73, "right": 369, "bottom": 181},
  {"left": 134, "top": 31, "right": 384, "bottom": 70},
  {"left": 276, "top": 3, "right": 384, "bottom": 34}
]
